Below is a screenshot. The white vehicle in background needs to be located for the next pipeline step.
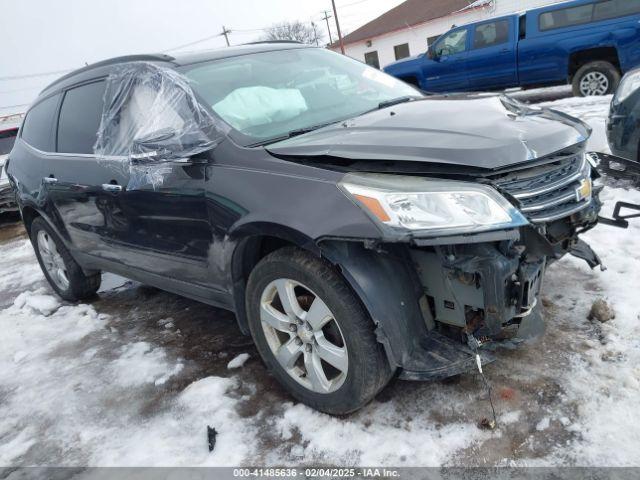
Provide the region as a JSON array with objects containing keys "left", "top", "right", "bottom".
[{"left": 0, "top": 115, "right": 21, "bottom": 214}]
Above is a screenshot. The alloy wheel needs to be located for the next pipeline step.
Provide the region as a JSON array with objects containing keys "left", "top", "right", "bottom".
[
  {"left": 580, "top": 71, "right": 610, "bottom": 96},
  {"left": 37, "top": 230, "right": 70, "bottom": 291},
  {"left": 259, "top": 278, "right": 348, "bottom": 394}
]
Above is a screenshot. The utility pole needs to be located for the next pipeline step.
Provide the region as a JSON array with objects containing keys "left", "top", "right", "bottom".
[
  {"left": 221, "top": 25, "right": 231, "bottom": 46},
  {"left": 311, "top": 22, "right": 319, "bottom": 46},
  {"left": 321, "top": 10, "right": 334, "bottom": 44},
  {"left": 331, "top": 0, "right": 345, "bottom": 54}
]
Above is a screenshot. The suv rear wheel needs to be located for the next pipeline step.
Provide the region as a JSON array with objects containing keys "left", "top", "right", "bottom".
[
  {"left": 572, "top": 61, "right": 621, "bottom": 97},
  {"left": 246, "top": 247, "right": 394, "bottom": 415},
  {"left": 30, "top": 217, "right": 101, "bottom": 301}
]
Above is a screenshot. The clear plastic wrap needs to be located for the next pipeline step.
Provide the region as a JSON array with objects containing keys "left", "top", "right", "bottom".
[{"left": 94, "top": 62, "right": 225, "bottom": 189}]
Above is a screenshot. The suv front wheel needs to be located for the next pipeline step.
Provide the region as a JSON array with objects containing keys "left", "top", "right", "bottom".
[{"left": 246, "top": 247, "right": 394, "bottom": 415}]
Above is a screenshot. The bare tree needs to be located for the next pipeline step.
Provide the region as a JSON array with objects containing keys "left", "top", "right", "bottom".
[{"left": 261, "top": 21, "right": 324, "bottom": 45}]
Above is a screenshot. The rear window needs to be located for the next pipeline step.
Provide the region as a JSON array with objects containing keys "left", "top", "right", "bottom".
[
  {"left": 21, "top": 94, "right": 60, "bottom": 151},
  {"left": 57, "top": 81, "right": 105, "bottom": 154},
  {"left": 594, "top": 0, "right": 640, "bottom": 21},
  {"left": 0, "top": 128, "right": 18, "bottom": 155},
  {"left": 540, "top": 0, "right": 640, "bottom": 31},
  {"left": 540, "top": 4, "right": 593, "bottom": 31}
]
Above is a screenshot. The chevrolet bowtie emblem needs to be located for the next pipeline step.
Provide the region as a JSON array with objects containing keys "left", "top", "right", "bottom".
[{"left": 576, "top": 178, "right": 593, "bottom": 202}]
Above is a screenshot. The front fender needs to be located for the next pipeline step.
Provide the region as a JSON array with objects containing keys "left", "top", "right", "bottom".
[{"left": 319, "top": 240, "right": 428, "bottom": 369}]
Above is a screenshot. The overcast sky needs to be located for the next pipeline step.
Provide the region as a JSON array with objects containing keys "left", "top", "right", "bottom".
[{"left": 0, "top": 0, "right": 405, "bottom": 114}]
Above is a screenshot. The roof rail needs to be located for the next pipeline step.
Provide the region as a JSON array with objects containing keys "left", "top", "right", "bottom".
[
  {"left": 243, "top": 40, "right": 305, "bottom": 45},
  {"left": 42, "top": 54, "right": 176, "bottom": 93}
]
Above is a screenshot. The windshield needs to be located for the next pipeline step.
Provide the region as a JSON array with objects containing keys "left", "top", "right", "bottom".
[{"left": 182, "top": 47, "right": 421, "bottom": 145}]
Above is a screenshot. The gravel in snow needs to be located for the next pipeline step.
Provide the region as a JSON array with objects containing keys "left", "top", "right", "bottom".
[{"left": 0, "top": 92, "right": 639, "bottom": 467}]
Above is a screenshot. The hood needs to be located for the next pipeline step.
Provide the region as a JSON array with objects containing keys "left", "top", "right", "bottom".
[{"left": 266, "top": 95, "right": 590, "bottom": 173}]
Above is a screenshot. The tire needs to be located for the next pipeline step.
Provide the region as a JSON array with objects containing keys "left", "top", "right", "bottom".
[
  {"left": 30, "top": 217, "right": 101, "bottom": 301},
  {"left": 246, "top": 247, "right": 394, "bottom": 415},
  {"left": 572, "top": 61, "right": 621, "bottom": 97}
]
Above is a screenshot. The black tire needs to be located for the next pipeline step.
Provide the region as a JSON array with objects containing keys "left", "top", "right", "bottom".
[
  {"left": 572, "top": 61, "right": 621, "bottom": 97},
  {"left": 30, "top": 217, "right": 101, "bottom": 301},
  {"left": 246, "top": 247, "right": 394, "bottom": 415}
]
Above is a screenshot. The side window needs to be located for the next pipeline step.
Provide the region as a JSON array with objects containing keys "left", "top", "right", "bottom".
[
  {"left": 57, "top": 81, "right": 105, "bottom": 154},
  {"left": 594, "top": 0, "right": 640, "bottom": 21},
  {"left": 473, "top": 20, "right": 510, "bottom": 49},
  {"left": 393, "top": 43, "right": 411, "bottom": 60},
  {"left": 364, "top": 51, "right": 380, "bottom": 69},
  {"left": 435, "top": 29, "right": 467, "bottom": 57},
  {"left": 21, "top": 94, "right": 60, "bottom": 151},
  {"left": 539, "top": 4, "right": 594, "bottom": 31}
]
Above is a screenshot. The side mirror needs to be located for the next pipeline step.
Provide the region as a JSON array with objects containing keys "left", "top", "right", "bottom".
[
  {"left": 427, "top": 47, "right": 435, "bottom": 60},
  {"left": 130, "top": 127, "right": 216, "bottom": 164}
]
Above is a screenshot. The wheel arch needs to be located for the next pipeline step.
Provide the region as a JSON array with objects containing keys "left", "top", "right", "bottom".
[
  {"left": 230, "top": 223, "right": 321, "bottom": 335},
  {"left": 569, "top": 47, "right": 621, "bottom": 80}
]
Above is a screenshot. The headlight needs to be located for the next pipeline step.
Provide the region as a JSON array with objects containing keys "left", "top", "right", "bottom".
[
  {"left": 339, "top": 173, "right": 529, "bottom": 236},
  {"left": 615, "top": 71, "right": 640, "bottom": 103}
]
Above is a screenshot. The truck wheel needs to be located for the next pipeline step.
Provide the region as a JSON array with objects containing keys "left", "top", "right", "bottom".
[
  {"left": 246, "top": 246, "right": 394, "bottom": 415},
  {"left": 30, "top": 217, "right": 101, "bottom": 301},
  {"left": 572, "top": 61, "right": 621, "bottom": 97}
]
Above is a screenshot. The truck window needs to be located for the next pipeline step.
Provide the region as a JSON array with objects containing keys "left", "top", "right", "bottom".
[
  {"left": 20, "top": 94, "right": 60, "bottom": 152},
  {"left": 593, "top": 0, "right": 640, "bottom": 21},
  {"left": 364, "top": 51, "right": 380, "bottom": 69},
  {"left": 473, "top": 20, "right": 509, "bottom": 49},
  {"left": 539, "top": 4, "right": 594, "bottom": 31},
  {"left": 57, "top": 81, "right": 105, "bottom": 154},
  {"left": 434, "top": 30, "right": 467, "bottom": 56}
]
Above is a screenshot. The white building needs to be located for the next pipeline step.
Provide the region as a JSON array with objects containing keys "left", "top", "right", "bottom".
[{"left": 330, "top": 0, "right": 565, "bottom": 69}]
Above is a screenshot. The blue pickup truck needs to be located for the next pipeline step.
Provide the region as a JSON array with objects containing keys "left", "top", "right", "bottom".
[{"left": 383, "top": 0, "right": 640, "bottom": 96}]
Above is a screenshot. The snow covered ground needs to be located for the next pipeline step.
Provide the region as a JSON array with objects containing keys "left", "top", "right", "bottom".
[{"left": 1, "top": 92, "right": 639, "bottom": 468}]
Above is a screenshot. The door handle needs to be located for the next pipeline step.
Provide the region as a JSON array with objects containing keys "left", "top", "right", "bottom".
[
  {"left": 102, "top": 183, "right": 122, "bottom": 192},
  {"left": 43, "top": 176, "right": 58, "bottom": 184}
]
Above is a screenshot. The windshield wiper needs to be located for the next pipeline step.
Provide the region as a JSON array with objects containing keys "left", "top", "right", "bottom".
[
  {"left": 377, "top": 95, "right": 421, "bottom": 110},
  {"left": 249, "top": 121, "right": 341, "bottom": 147}
]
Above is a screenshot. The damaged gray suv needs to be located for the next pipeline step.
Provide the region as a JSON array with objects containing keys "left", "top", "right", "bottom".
[{"left": 6, "top": 43, "right": 611, "bottom": 414}]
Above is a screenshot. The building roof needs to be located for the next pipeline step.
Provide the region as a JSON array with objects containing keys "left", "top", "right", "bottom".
[{"left": 331, "top": 0, "right": 478, "bottom": 48}]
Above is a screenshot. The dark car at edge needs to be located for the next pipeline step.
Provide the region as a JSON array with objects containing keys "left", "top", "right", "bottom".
[{"left": 6, "top": 43, "right": 606, "bottom": 414}]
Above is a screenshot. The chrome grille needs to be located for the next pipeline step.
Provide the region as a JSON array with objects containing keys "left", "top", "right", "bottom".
[{"left": 494, "top": 152, "right": 592, "bottom": 224}]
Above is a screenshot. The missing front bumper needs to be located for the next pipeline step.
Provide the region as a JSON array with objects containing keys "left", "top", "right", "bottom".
[{"left": 410, "top": 243, "right": 545, "bottom": 341}]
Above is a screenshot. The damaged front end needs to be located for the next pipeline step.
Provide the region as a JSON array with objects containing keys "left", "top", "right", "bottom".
[{"left": 324, "top": 146, "right": 606, "bottom": 380}]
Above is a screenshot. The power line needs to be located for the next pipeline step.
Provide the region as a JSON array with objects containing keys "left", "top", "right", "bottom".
[
  {"left": 162, "top": 32, "right": 225, "bottom": 52},
  {"left": 0, "top": 69, "right": 72, "bottom": 82}
]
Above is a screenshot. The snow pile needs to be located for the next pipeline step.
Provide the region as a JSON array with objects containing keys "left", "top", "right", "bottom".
[
  {"left": 13, "top": 290, "right": 60, "bottom": 316},
  {"left": 276, "top": 401, "right": 490, "bottom": 466},
  {"left": 554, "top": 186, "right": 640, "bottom": 466},
  {"left": 92, "top": 376, "right": 254, "bottom": 466},
  {"left": 227, "top": 353, "right": 250, "bottom": 369},
  {"left": 108, "top": 341, "right": 184, "bottom": 387},
  {"left": 540, "top": 95, "right": 613, "bottom": 152},
  {"left": 0, "top": 238, "right": 44, "bottom": 297}
]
